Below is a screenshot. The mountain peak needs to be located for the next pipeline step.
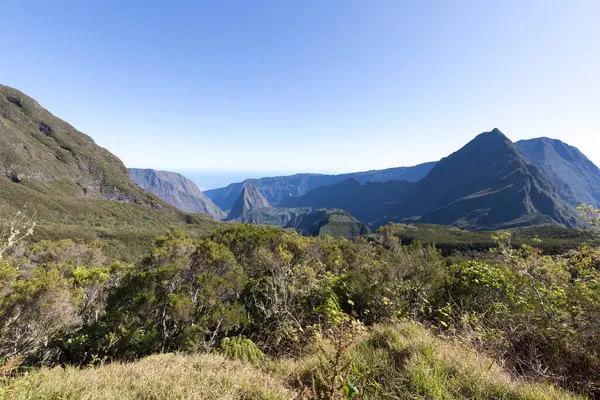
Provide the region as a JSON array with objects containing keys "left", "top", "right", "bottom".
[
  {"left": 472, "top": 128, "right": 511, "bottom": 145},
  {"left": 226, "top": 184, "right": 271, "bottom": 220},
  {"left": 385, "top": 129, "right": 576, "bottom": 228}
]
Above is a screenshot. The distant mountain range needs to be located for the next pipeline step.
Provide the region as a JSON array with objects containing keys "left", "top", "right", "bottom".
[
  {"left": 130, "top": 128, "right": 600, "bottom": 231},
  {"left": 128, "top": 168, "right": 225, "bottom": 220},
  {"left": 204, "top": 162, "right": 436, "bottom": 210},
  {"left": 279, "top": 178, "right": 415, "bottom": 223},
  {"left": 385, "top": 129, "right": 577, "bottom": 229},
  {"left": 280, "top": 129, "right": 580, "bottom": 229},
  {"left": 4, "top": 84, "right": 596, "bottom": 236}
]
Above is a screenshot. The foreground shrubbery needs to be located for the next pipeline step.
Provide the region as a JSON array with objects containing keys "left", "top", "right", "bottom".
[
  {"left": 0, "top": 323, "right": 578, "bottom": 400},
  {"left": 0, "top": 221, "right": 598, "bottom": 398}
]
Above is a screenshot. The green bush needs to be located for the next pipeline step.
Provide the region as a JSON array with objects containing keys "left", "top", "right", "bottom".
[
  {"left": 0, "top": 222, "right": 598, "bottom": 397},
  {"left": 220, "top": 335, "right": 266, "bottom": 366}
]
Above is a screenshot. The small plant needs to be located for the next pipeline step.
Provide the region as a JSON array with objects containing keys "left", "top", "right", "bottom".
[
  {"left": 310, "top": 292, "right": 367, "bottom": 399},
  {"left": 220, "top": 335, "right": 266, "bottom": 366}
]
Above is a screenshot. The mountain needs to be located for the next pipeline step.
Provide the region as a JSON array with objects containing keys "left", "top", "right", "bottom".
[
  {"left": 0, "top": 85, "right": 160, "bottom": 204},
  {"left": 384, "top": 129, "right": 578, "bottom": 229},
  {"left": 279, "top": 177, "right": 415, "bottom": 223},
  {"left": 128, "top": 168, "right": 225, "bottom": 220},
  {"left": 0, "top": 85, "right": 216, "bottom": 261},
  {"left": 226, "top": 184, "right": 271, "bottom": 221},
  {"left": 516, "top": 138, "right": 600, "bottom": 208},
  {"left": 285, "top": 209, "right": 371, "bottom": 238},
  {"left": 280, "top": 129, "right": 578, "bottom": 230},
  {"left": 204, "top": 162, "right": 435, "bottom": 210}
]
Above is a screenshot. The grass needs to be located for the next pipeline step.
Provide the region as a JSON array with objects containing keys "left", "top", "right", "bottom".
[
  {"left": 0, "top": 354, "right": 291, "bottom": 400},
  {"left": 273, "top": 322, "right": 582, "bottom": 400},
  {"left": 0, "top": 323, "right": 581, "bottom": 399},
  {"left": 0, "top": 178, "right": 219, "bottom": 262}
]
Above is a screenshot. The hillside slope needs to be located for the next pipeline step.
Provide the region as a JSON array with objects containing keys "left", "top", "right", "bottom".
[
  {"left": 204, "top": 162, "right": 435, "bottom": 210},
  {"left": 0, "top": 85, "right": 216, "bottom": 260},
  {"left": 285, "top": 208, "right": 372, "bottom": 238},
  {"left": 517, "top": 137, "right": 600, "bottom": 208},
  {"left": 128, "top": 168, "right": 224, "bottom": 219},
  {"left": 0, "top": 85, "right": 159, "bottom": 204}
]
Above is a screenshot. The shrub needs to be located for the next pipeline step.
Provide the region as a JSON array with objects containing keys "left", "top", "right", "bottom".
[{"left": 220, "top": 335, "right": 266, "bottom": 366}]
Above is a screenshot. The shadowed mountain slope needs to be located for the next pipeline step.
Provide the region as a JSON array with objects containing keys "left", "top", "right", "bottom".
[
  {"left": 128, "top": 168, "right": 225, "bottom": 219},
  {"left": 516, "top": 137, "right": 600, "bottom": 208},
  {"left": 280, "top": 129, "right": 578, "bottom": 230},
  {"left": 279, "top": 177, "right": 415, "bottom": 223},
  {"left": 385, "top": 129, "right": 578, "bottom": 229}
]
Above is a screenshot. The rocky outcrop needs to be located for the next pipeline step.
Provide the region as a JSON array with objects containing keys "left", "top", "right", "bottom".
[{"left": 226, "top": 184, "right": 271, "bottom": 221}]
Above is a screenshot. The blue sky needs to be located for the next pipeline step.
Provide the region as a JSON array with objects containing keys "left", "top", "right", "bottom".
[{"left": 3, "top": 1, "right": 600, "bottom": 189}]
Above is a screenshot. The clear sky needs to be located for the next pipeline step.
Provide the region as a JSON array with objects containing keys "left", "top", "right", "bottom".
[{"left": 3, "top": 1, "right": 600, "bottom": 188}]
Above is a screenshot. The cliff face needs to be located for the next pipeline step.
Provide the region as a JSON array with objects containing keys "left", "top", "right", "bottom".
[
  {"left": 226, "top": 184, "right": 271, "bottom": 221},
  {"left": 128, "top": 169, "right": 225, "bottom": 220}
]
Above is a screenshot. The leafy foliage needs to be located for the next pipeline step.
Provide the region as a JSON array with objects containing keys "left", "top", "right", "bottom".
[
  {"left": 0, "top": 221, "right": 597, "bottom": 397},
  {"left": 220, "top": 335, "right": 266, "bottom": 366}
]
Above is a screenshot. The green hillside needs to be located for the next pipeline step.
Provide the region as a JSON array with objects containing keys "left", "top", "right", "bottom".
[{"left": 0, "top": 86, "right": 217, "bottom": 261}]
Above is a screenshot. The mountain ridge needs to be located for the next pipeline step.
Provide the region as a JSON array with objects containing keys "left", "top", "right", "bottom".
[
  {"left": 0, "top": 84, "right": 216, "bottom": 260},
  {"left": 516, "top": 137, "right": 600, "bottom": 208},
  {"left": 204, "top": 162, "right": 436, "bottom": 210},
  {"left": 128, "top": 168, "right": 225, "bottom": 220},
  {"left": 0, "top": 85, "right": 159, "bottom": 205},
  {"left": 385, "top": 129, "right": 577, "bottom": 229},
  {"left": 279, "top": 129, "right": 579, "bottom": 230}
]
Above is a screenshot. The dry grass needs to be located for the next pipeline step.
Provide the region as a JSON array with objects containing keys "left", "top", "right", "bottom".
[
  {"left": 0, "top": 324, "right": 583, "bottom": 399},
  {"left": 0, "top": 353, "right": 292, "bottom": 400},
  {"left": 272, "top": 323, "right": 583, "bottom": 400}
]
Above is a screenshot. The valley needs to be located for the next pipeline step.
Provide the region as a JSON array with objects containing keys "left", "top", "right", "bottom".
[{"left": 0, "top": 85, "right": 598, "bottom": 399}]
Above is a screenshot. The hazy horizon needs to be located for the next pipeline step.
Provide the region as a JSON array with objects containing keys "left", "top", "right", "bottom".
[{"left": 3, "top": 1, "right": 600, "bottom": 175}]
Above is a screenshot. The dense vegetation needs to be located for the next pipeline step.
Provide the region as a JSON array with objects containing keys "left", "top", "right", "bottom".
[
  {"left": 0, "top": 208, "right": 598, "bottom": 399},
  {"left": 387, "top": 223, "right": 600, "bottom": 256}
]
